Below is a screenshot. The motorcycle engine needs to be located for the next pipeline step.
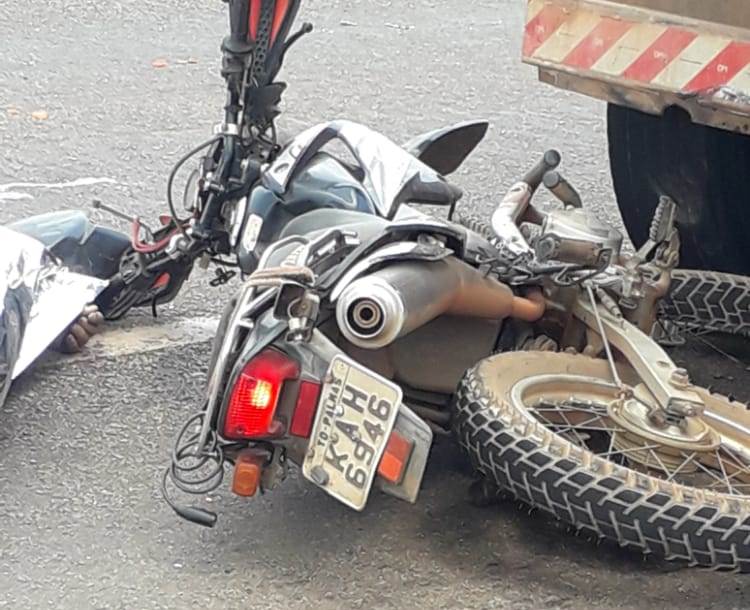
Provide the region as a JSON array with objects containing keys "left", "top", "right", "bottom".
[{"left": 534, "top": 209, "right": 623, "bottom": 267}]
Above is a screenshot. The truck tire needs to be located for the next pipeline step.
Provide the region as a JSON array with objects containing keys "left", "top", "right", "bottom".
[
  {"left": 607, "top": 104, "right": 750, "bottom": 275},
  {"left": 453, "top": 351, "right": 750, "bottom": 571}
]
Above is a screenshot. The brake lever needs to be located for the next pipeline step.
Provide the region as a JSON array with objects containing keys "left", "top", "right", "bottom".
[{"left": 283, "top": 22, "right": 314, "bottom": 56}]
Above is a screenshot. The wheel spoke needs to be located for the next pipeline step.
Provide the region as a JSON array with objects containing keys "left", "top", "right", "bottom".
[
  {"left": 531, "top": 402, "right": 614, "bottom": 448},
  {"left": 718, "top": 445, "right": 750, "bottom": 475},
  {"left": 646, "top": 447, "right": 674, "bottom": 479},
  {"left": 532, "top": 410, "right": 589, "bottom": 447},
  {"left": 548, "top": 406, "right": 588, "bottom": 447},
  {"left": 514, "top": 371, "right": 750, "bottom": 506},
  {"left": 715, "top": 449, "right": 736, "bottom": 495},
  {"left": 691, "top": 458, "right": 738, "bottom": 493},
  {"left": 532, "top": 410, "right": 560, "bottom": 428},
  {"left": 548, "top": 414, "right": 613, "bottom": 436},
  {"left": 551, "top": 425, "right": 622, "bottom": 434},
  {"left": 534, "top": 404, "right": 608, "bottom": 416},
  {"left": 597, "top": 443, "right": 661, "bottom": 460},
  {"left": 606, "top": 431, "right": 617, "bottom": 456},
  {"left": 700, "top": 447, "right": 750, "bottom": 495}
]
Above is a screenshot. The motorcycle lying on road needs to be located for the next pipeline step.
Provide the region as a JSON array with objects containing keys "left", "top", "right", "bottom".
[
  {"left": 4, "top": 0, "right": 482, "bottom": 324},
  {"left": 5, "top": 0, "right": 747, "bottom": 339},
  {"left": 4, "top": 0, "right": 748, "bottom": 570},
  {"left": 163, "top": 115, "right": 750, "bottom": 570}
]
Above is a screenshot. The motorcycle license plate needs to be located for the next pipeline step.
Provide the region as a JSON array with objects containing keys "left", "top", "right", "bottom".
[{"left": 303, "top": 355, "right": 402, "bottom": 510}]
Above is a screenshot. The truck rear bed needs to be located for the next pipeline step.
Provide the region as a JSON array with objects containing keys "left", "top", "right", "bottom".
[{"left": 523, "top": 0, "right": 750, "bottom": 132}]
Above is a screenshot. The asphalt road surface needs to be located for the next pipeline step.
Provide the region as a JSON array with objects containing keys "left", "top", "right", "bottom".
[{"left": 1, "top": 1, "right": 749, "bottom": 608}]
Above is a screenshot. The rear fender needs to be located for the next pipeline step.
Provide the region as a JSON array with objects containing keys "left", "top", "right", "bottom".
[{"left": 281, "top": 329, "right": 433, "bottom": 505}]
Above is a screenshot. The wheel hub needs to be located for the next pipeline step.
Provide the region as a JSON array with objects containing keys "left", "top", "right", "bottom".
[{"left": 608, "top": 395, "right": 721, "bottom": 471}]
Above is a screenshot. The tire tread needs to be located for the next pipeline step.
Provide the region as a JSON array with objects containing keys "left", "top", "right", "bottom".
[{"left": 453, "top": 363, "right": 750, "bottom": 572}]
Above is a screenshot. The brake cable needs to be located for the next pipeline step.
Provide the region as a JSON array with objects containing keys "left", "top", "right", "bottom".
[
  {"left": 130, "top": 218, "right": 185, "bottom": 254},
  {"left": 585, "top": 282, "right": 624, "bottom": 389},
  {"left": 166, "top": 135, "right": 221, "bottom": 238}
]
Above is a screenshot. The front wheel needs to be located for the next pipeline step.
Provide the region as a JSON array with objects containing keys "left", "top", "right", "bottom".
[{"left": 454, "top": 351, "right": 750, "bottom": 571}]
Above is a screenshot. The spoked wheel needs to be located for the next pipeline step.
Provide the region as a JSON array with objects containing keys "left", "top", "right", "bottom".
[{"left": 454, "top": 351, "right": 750, "bottom": 571}]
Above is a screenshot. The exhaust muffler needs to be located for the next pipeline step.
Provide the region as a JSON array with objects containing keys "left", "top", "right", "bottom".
[{"left": 336, "top": 257, "right": 545, "bottom": 349}]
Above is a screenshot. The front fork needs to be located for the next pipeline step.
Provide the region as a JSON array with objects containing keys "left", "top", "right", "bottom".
[
  {"left": 573, "top": 298, "right": 705, "bottom": 418},
  {"left": 573, "top": 196, "right": 705, "bottom": 420}
]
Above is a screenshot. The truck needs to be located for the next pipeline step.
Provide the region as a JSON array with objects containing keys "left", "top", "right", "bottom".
[{"left": 523, "top": 0, "right": 750, "bottom": 275}]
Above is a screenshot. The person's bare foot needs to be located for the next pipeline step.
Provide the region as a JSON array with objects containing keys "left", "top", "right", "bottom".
[{"left": 56, "top": 305, "right": 106, "bottom": 354}]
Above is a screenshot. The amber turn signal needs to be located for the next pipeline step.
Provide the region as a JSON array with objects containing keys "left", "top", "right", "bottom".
[
  {"left": 232, "top": 450, "right": 265, "bottom": 497},
  {"left": 377, "top": 431, "right": 414, "bottom": 485}
]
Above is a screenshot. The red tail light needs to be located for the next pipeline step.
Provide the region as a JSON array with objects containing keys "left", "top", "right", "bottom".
[{"left": 223, "top": 349, "right": 299, "bottom": 440}]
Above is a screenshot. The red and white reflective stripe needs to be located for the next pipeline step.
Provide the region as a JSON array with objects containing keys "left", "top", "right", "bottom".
[
  {"left": 524, "top": 0, "right": 750, "bottom": 96},
  {"left": 685, "top": 41, "right": 750, "bottom": 92},
  {"left": 523, "top": 3, "right": 569, "bottom": 58}
]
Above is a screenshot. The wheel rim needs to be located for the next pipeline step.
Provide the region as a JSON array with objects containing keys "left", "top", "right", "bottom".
[{"left": 510, "top": 374, "right": 750, "bottom": 497}]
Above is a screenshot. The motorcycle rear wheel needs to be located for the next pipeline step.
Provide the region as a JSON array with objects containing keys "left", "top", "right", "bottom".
[{"left": 453, "top": 351, "right": 750, "bottom": 571}]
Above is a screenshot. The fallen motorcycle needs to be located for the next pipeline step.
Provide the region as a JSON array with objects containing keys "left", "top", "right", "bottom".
[
  {"left": 5, "top": 0, "right": 486, "bottom": 325},
  {"left": 6, "top": 0, "right": 747, "bottom": 337},
  {"left": 163, "top": 115, "right": 750, "bottom": 570},
  {"left": 5, "top": 0, "right": 748, "bottom": 570}
]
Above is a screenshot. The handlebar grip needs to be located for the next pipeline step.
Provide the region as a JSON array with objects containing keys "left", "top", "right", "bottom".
[
  {"left": 543, "top": 171, "right": 583, "bottom": 209},
  {"left": 174, "top": 505, "right": 218, "bottom": 528},
  {"left": 522, "top": 150, "right": 561, "bottom": 192}
]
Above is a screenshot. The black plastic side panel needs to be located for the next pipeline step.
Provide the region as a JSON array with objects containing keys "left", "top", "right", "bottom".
[
  {"left": 236, "top": 154, "right": 378, "bottom": 274},
  {"left": 403, "top": 120, "right": 489, "bottom": 176},
  {"left": 236, "top": 185, "right": 286, "bottom": 274}
]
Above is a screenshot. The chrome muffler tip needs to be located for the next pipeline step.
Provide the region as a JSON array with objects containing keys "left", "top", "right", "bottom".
[
  {"left": 349, "top": 298, "right": 384, "bottom": 336},
  {"left": 335, "top": 257, "right": 542, "bottom": 350},
  {"left": 336, "top": 277, "right": 406, "bottom": 349}
]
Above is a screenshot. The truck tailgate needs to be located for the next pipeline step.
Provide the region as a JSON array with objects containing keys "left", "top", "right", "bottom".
[{"left": 523, "top": 0, "right": 750, "bottom": 130}]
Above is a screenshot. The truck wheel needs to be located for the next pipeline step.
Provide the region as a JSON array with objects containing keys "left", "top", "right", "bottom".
[{"left": 607, "top": 104, "right": 750, "bottom": 275}]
